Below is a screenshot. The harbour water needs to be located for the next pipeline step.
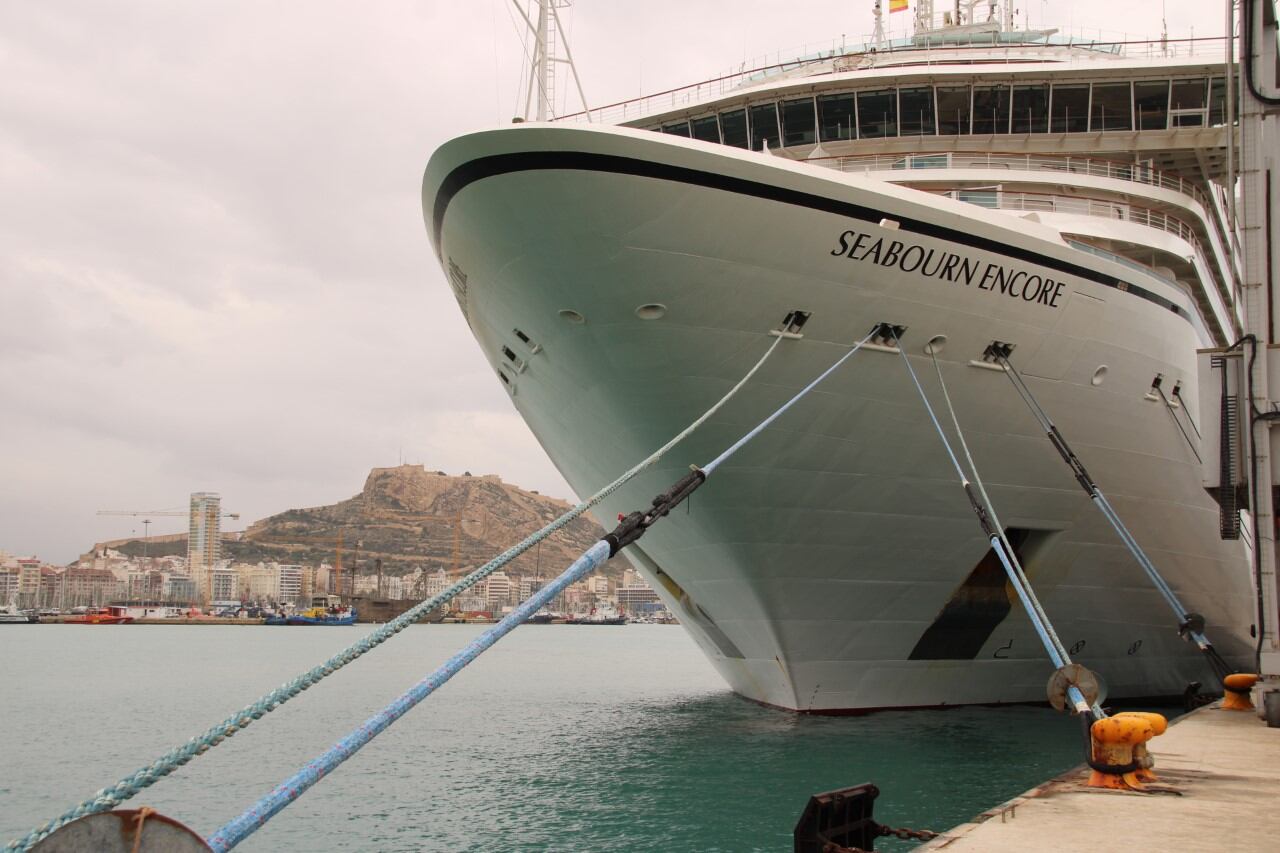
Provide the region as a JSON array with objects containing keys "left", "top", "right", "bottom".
[{"left": 1, "top": 625, "right": 1086, "bottom": 851}]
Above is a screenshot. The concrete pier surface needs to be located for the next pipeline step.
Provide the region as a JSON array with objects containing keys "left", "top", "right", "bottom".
[{"left": 922, "top": 704, "right": 1280, "bottom": 852}]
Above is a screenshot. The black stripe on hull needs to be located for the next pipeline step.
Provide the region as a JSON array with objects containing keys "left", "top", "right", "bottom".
[{"left": 430, "top": 149, "right": 1194, "bottom": 325}]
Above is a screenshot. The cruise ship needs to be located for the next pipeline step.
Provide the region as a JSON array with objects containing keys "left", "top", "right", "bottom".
[{"left": 423, "top": 1, "right": 1261, "bottom": 712}]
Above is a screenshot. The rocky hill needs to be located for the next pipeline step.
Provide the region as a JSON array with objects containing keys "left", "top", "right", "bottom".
[{"left": 102, "top": 465, "right": 629, "bottom": 582}]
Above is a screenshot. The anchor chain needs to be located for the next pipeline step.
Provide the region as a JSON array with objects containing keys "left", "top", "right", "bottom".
[{"left": 819, "top": 822, "right": 941, "bottom": 852}]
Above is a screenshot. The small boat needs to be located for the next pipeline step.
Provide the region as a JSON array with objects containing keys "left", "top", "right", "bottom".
[
  {"left": 64, "top": 606, "right": 134, "bottom": 625},
  {"left": 265, "top": 595, "right": 356, "bottom": 625},
  {"left": 0, "top": 602, "right": 36, "bottom": 624},
  {"left": 568, "top": 607, "right": 627, "bottom": 626}
]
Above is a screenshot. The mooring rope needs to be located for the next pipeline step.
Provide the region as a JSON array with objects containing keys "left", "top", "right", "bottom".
[
  {"left": 890, "top": 331, "right": 1094, "bottom": 716},
  {"left": 928, "top": 350, "right": 1071, "bottom": 663},
  {"left": 6, "top": 335, "right": 786, "bottom": 853},
  {"left": 205, "top": 540, "right": 616, "bottom": 852},
  {"left": 996, "top": 354, "right": 1233, "bottom": 683},
  {"left": 206, "top": 328, "right": 878, "bottom": 850}
]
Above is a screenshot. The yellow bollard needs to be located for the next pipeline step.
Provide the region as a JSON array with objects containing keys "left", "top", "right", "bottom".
[
  {"left": 1222, "top": 673, "right": 1258, "bottom": 711},
  {"left": 1113, "top": 712, "right": 1168, "bottom": 781},
  {"left": 1087, "top": 715, "right": 1155, "bottom": 791}
]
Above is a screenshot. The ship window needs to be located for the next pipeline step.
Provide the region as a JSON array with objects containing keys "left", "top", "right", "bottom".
[
  {"left": 899, "top": 87, "right": 936, "bottom": 136},
  {"left": 1170, "top": 78, "right": 1207, "bottom": 127},
  {"left": 1050, "top": 84, "right": 1089, "bottom": 133},
  {"left": 857, "top": 89, "right": 897, "bottom": 138},
  {"left": 662, "top": 120, "right": 691, "bottom": 137},
  {"left": 936, "top": 86, "right": 971, "bottom": 135},
  {"left": 1090, "top": 83, "right": 1132, "bottom": 131},
  {"left": 690, "top": 115, "right": 721, "bottom": 143},
  {"left": 1209, "top": 77, "right": 1228, "bottom": 126},
  {"left": 1134, "top": 80, "right": 1170, "bottom": 130},
  {"left": 957, "top": 188, "right": 999, "bottom": 209},
  {"left": 1171, "top": 78, "right": 1207, "bottom": 110},
  {"left": 749, "top": 103, "right": 781, "bottom": 151},
  {"left": 972, "top": 85, "right": 1010, "bottom": 134},
  {"left": 720, "top": 108, "right": 749, "bottom": 148},
  {"left": 1011, "top": 84, "right": 1049, "bottom": 133},
  {"left": 780, "top": 97, "right": 817, "bottom": 145},
  {"left": 817, "top": 93, "right": 856, "bottom": 141}
]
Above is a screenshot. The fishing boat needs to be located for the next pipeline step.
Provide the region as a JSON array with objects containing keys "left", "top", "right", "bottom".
[
  {"left": 265, "top": 595, "right": 357, "bottom": 626},
  {"left": 423, "top": 1, "right": 1267, "bottom": 711}
]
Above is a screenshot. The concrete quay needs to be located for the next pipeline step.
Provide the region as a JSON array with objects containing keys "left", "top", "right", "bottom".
[{"left": 921, "top": 704, "right": 1280, "bottom": 852}]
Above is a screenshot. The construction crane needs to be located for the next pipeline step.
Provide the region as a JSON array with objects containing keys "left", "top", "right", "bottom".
[{"left": 97, "top": 508, "right": 241, "bottom": 559}]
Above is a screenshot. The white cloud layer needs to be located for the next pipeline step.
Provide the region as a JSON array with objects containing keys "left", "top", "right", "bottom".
[{"left": 0, "top": 1, "right": 1227, "bottom": 562}]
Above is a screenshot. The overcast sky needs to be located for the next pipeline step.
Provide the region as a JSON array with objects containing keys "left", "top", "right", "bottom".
[{"left": 1, "top": 1, "right": 1228, "bottom": 563}]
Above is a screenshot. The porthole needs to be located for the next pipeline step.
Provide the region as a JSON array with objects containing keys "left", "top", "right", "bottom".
[
  {"left": 558, "top": 309, "right": 585, "bottom": 325},
  {"left": 635, "top": 303, "right": 666, "bottom": 320},
  {"left": 1092, "top": 365, "right": 1108, "bottom": 386}
]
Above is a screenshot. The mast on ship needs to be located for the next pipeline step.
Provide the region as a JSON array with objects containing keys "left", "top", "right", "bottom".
[{"left": 511, "top": 0, "right": 590, "bottom": 122}]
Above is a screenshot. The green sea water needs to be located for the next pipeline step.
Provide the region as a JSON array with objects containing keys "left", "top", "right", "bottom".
[{"left": 1, "top": 625, "right": 1087, "bottom": 851}]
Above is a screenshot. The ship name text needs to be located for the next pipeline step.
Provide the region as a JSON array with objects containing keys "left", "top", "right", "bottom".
[{"left": 830, "top": 230, "right": 1066, "bottom": 308}]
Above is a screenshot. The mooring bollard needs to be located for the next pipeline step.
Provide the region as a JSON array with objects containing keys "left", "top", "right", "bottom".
[
  {"left": 1087, "top": 714, "right": 1161, "bottom": 791},
  {"left": 1223, "top": 673, "right": 1259, "bottom": 711},
  {"left": 1112, "top": 711, "right": 1168, "bottom": 782}
]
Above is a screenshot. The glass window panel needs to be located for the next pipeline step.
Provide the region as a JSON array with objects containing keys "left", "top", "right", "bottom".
[
  {"left": 972, "top": 85, "right": 1010, "bottom": 134},
  {"left": 1090, "top": 83, "right": 1132, "bottom": 131},
  {"left": 661, "top": 121, "right": 691, "bottom": 137},
  {"left": 1133, "top": 80, "right": 1169, "bottom": 130},
  {"left": 720, "top": 109, "right": 749, "bottom": 148},
  {"left": 1011, "top": 84, "right": 1049, "bottom": 133},
  {"left": 1050, "top": 84, "right": 1089, "bottom": 132},
  {"left": 936, "top": 86, "right": 971, "bottom": 135},
  {"left": 749, "top": 103, "right": 781, "bottom": 151},
  {"left": 899, "top": 87, "right": 936, "bottom": 136},
  {"left": 781, "top": 98, "right": 817, "bottom": 146},
  {"left": 690, "top": 115, "right": 721, "bottom": 143},
  {"left": 1171, "top": 78, "right": 1207, "bottom": 110},
  {"left": 857, "top": 89, "right": 897, "bottom": 138},
  {"left": 1209, "top": 77, "right": 1227, "bottom": 126},
  {"left": 818, "top": 93, "right": 857, "bottom": 142},
  {"left": 957, "top": 189, "right": 999, "bottom": 209}
]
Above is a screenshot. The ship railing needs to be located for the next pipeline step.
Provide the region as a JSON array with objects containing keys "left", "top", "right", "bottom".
[
  {"left": 813, "top": 151, "right": 1211, "bottom": 209},
  {"left": 553, "top": 36, "right": 1228, "bottom": 126},
  {"left": 930, "top": 187, "right": 1205, "bottom": 254}
]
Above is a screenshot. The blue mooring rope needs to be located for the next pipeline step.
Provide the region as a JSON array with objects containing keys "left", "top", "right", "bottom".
[
  {"left": 206, "top": 540, "right": 613, "bottom": 852},
  {"left": 893, "top": 334, "right": 1095, "bottom": 716},
  {"left": 6, "top": 336, "right": 785, "bottom": 853},
  {"left": 203, "top": 328, "right": 878, "bottom": 850}
]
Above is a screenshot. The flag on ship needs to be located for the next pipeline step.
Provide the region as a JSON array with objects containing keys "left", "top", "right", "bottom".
[{"left": 889, "top": 0, "right": 908, "bottom": 12}]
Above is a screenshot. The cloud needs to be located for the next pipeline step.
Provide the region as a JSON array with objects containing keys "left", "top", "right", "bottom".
[{"left": 0, "top": 0, "right": 1227, "bottom": 562}]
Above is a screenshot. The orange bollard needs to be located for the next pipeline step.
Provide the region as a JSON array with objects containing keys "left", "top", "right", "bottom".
[
  {"left": 1113, "top": 712, "right": 1168, "bottom": 781},
  {"left": 1223, "top": 673, "right": 1258, "bottom": 711},
  {"left": 1087, "top": 715, "right": 1155, "bottom": 790}
]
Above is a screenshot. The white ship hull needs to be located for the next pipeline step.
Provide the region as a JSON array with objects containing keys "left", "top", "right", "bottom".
[{"left": 424, "top": 124, "right": 1255, "bottom": 712}]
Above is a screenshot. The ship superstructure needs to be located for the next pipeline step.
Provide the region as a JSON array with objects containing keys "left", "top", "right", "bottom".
[{"left": 424, "top": 2, "right": 1268, "bottom": 711}]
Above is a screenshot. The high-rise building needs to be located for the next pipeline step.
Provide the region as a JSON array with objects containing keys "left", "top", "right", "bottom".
[{"left": 188, "top": 492, "right": 221, "bottom": 601}]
